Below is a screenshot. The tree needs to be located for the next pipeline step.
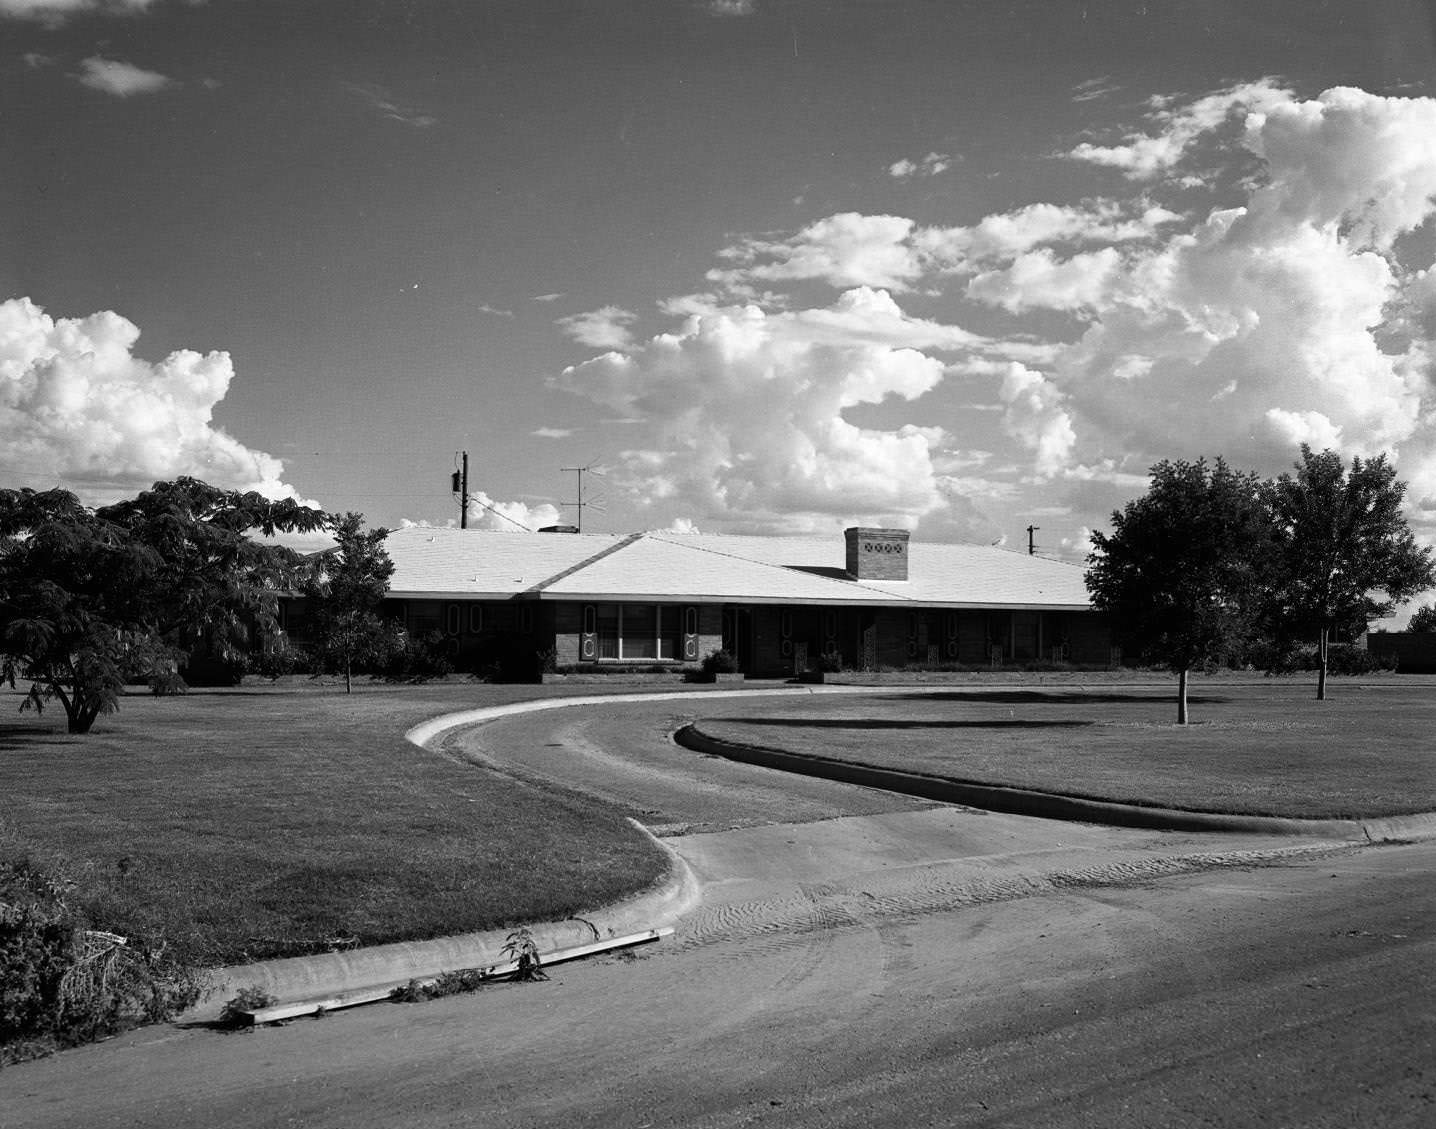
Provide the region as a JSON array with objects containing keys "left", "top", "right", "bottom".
[
  {"left": 1265, "top": 447, "right": 1435, "bottom": 700},
  {"left": 0, "top": 479, "right": 326, "bottom": 733},
  {"left": 301, "top": 513, "right": 397, "bottom": 693},
  {"left": 1086, "top": 458, "right": 1274, "bottom": 724},
  {"left": 1409, "top": 604, "right": 1436, "bottom": 633}
]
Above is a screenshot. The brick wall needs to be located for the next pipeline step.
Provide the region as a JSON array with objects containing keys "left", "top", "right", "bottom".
[{"left": 844, "top": 527, "right": 910, "bottom": 581}]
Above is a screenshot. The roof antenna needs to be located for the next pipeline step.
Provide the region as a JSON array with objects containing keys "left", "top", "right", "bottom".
[
  {"left": 560, "top": 464, "right": 607, "bottom": 532},
  {"left": 1026, "top": 524, "right": 1040, "bottom": 556}
]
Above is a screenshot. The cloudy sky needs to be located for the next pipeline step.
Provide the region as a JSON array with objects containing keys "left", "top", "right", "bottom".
[{"left": 7, "top": 1, "right": 1436, "bottom": 589}]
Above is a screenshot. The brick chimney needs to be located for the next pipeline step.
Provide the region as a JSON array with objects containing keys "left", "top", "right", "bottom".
[{"left": 844, "top": 527, "right": 910, "bottom": 581}]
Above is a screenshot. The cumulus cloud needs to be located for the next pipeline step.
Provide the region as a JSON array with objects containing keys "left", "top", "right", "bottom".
[
  {"left": 551, "top": 82, "right": 1436, "bottom": 543},
  {"left": 918, "top": 200, "right": 1179, "bottom": 271},
  {"left": 1068, "top": 77, "right": 1291, "bottom": 179},
  {"left": 710, "top": 201, "right": 1176, "bottom": 295},
  {"left": 464, "top": 490, "right": 562, "bottom": 532},
  {"left": 0, "top": 297, "right": 308, "bottom": 504},
  {"left": 889, "top": 152, "right": 953, "bottom": 179},
  {"left": 1, "top": 0, "right": 154, "bottom": 22},
  {"left": 557, "top": 306, "right": 639, "bottom": 349},
  {"left": 553, "top": 293, "right": 964, "bottom": 532},
  {"left": 998, "top": 364, "right": 1077, "bottom": 477},
  {"left": 75, "top": 56, "right": 171, "bottom": 97},
  {"left": 710, "top": 213, "right": 924, "bottom": 292},
  {"left": 1047, "top": 87, "right": 1436, "bottom": 488}
]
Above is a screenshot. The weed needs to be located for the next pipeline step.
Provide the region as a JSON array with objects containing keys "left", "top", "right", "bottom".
[
  {"left": 216, "top": 985, "right": 276, "bottom": 1028},
  {"left": 389, "top": 966, "right": 494, "bottom": 1003},
  {"left": 502, "top": 928, "right": 548, "bottom": 981}
]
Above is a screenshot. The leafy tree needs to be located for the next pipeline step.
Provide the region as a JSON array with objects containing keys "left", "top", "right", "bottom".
[
  {"left": 1409, "top": 604, "right": 1436, "bottom": 633},
  {"left": 0, "top": 479, "right": 326, "bottom": 733},
  {"left": 1086, "top": 458, "right": 1274, "bottom": 724},
  {"left": 302, "top": 512, "right": 397, "bottom": 693},
  {"left": 1265, "top": 447, "right": 1435, "bottom": 700}
]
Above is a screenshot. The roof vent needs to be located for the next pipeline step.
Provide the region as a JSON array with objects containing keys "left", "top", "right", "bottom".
[
  {"left": 538, "top": 524, "right": 581, "bottom": 534},
  {"left": 845, "top": 527, "right": 910, "bottom": 581}
]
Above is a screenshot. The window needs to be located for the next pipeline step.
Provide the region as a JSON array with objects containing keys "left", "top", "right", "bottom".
[
  {"left": 592, "top": 603, "right": 684, "bottom": 661},
  {"left": 468, "top": 605, "right": 484, "bottom": 634},
  {"left": 597, "top": 604, "right": 620, "bottom": 659},
  {"left": 624, "top": 605, "right": 658, "bottom": 659},
  {"left": 445, "top": 603, "right": 461, "bottom": 636}
]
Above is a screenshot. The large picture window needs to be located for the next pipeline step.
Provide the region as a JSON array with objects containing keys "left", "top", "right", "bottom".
[{"left": 593, "top": 603, "right": 685, "bottom": 661}]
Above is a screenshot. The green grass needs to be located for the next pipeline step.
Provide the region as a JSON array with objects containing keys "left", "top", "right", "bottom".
[
  {"left": 0, "top": 680, "right": 680, "bottom": 968},
  {"left": 690, "top": 681, "right": 1436, "bottom": 821}
]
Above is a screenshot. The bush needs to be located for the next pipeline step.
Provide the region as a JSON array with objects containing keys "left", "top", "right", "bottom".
[
  {"left": 379, "top": 630, "right": 454, "bottom": 682},
  {"left": 700, "top": 649, "right": 739, "bottom": 675},
  {"left": 1, "top": 857, "right": 206, "bottom": 1064},
  {"left": 1244, "top": 639, "right": 1396, "bottom": 676},
  {"left": 1326, "top": 643, "right": 1395, "bottom": 675},
  {"left": 253, "top": 640, "right": 308, "bottom": 681}
]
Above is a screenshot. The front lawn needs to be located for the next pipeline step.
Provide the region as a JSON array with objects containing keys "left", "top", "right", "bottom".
[
  {"left": 689, "top": 681, "right": 1436, "bottom": 820},
  {"left": 0, "top": 681, "right": 675, "bottom": 967}
]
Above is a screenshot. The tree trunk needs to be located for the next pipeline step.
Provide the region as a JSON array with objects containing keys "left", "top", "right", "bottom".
[
  {"left": 1316, "top": 625, "right": 1328, "bottom": 701},
  {"left": 1176, "top": 667, "right": 1189, "bottom": 725},
  {"left": 344, "top": 656, "right": 352, "bottom": 695}
]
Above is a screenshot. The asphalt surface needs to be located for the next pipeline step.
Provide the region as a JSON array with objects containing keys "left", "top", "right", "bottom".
[{"left": 4, "top": 690, "right": 1433, "bottom": 1127}]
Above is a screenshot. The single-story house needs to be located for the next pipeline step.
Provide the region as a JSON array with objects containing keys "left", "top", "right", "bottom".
[{"left": 285, "top": 525, "right": 1112, "bottom": 678}]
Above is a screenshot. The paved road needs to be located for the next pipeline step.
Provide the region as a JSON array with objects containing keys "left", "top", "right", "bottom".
[{"left": 4, "top": 693, "right": 1433, "bottom": 1128}]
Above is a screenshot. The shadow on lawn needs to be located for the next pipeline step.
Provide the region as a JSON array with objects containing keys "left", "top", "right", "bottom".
[
  {"left": 714, "top": 717, "right": 1094, "bottom": 731},
  {"left": 0, "top": 725, "right": 71, "bottom": 750},
  {"left": 877, "top": 690, "right": 1228, "bottom": 706}
]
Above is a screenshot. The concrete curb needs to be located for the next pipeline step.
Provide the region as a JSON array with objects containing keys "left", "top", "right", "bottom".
[
  {"left": 178, "top": 683, "right": 1435, "bottom": 1021},
  {"left": 675, "top": 724, "right": 1436, "bottom": 843},
  {"left": 401, "top": 683, "right": 863, "bottom": 748},
  {"left": 179, "top": 822, "right": 699, "bottom": 1022}
]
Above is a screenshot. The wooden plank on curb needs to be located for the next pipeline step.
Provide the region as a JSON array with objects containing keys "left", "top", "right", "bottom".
[{"left": 241, "top": 927, "right": 674, "bottom": 1024}]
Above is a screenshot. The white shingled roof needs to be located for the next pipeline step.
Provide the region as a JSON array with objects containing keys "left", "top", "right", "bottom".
[{"left": 384, "top": 527, "right": 1092, "bottom": 609}]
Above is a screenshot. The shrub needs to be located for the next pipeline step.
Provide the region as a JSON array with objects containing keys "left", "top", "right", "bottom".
[
  {"left": 700, "top": 649, "right": 739, "bottom": 675},
  {"left": 1, "top": 858, "right": 206, "bottom": 1063},
  {"left": 253, "top": 640, "right": 308, "bottom": 681},
  {"left": 379, "top": 630, "right": 454, "bottom": 682},
  {"left": 1245, "top": 640, "right": 1396, "bottom": 676}
]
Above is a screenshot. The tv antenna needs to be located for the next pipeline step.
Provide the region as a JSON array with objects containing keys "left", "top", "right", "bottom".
[{"left": 560, "top": 464, "right": 607, "bottom": 532}]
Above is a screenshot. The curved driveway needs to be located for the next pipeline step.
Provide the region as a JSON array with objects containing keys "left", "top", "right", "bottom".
[
  {"left": 6, "top": 688, "right": 1434, "bottom": 1129},
  {"left": 434, "top": 690, "right": 1363, "bottom": 957}
]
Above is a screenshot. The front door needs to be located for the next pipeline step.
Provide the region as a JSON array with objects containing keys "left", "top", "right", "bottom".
[{"left": 722, "top": 606, "right": 755, "bottom": 673}]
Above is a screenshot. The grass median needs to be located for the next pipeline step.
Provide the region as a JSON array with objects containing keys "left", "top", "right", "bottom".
[
  {"left": 0, "top": 681, "right": 677, "bottom": 968},
  {"left": 688, "top": 681, "right": 1436, "bottom": 821}
]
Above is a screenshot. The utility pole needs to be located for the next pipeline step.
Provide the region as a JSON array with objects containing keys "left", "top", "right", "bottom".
[
  {"left": 451, "top": 451, "right": 469, "bottom": 528},
  {"left": 1026, "top": 524, "right": 1040, "bottom": 556}
]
